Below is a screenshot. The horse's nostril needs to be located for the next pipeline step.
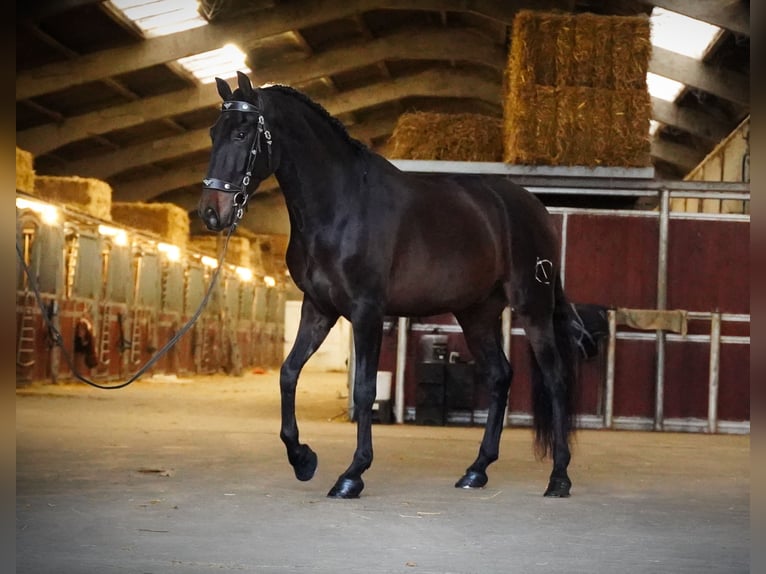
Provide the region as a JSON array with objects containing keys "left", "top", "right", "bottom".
[{"left": 204, "top": 206, "right": 219, "bottom": 229}]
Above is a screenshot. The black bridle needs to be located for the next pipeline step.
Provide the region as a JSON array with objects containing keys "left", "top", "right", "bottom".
[{"left": 202, "top": 98, "right": 273, "bottom": 222}]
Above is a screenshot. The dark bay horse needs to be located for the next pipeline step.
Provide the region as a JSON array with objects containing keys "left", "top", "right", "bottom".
[{"left": 199, "top": 71, "right": 579, "bottom": 499}]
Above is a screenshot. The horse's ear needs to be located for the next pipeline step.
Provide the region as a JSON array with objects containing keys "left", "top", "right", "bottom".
[
  {"left": 237, "top": 71, "right": 254, "bottom": 98},
  {"left": 215, "top": 77, "right": 232, "bottom": 101}
]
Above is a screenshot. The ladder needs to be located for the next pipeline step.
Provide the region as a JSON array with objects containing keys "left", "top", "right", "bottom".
[
  {"left": 98, "top": 304, "right": 111, "bottom": 366},
  {"left": 16, "top": 294, "right": 37, "bottom": 368},
  {"left": 130, "top": 309, "right": 142, "bottom": 365}
]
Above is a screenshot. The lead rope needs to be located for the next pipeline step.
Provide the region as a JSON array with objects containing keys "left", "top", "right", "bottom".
[{"left": 15, "top": 221, "right": 240, "bottom": 390}]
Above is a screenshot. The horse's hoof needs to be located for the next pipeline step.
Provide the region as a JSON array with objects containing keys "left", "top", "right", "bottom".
[
  {"left": 327, "top": 476, "right": 364, "bottom": 499},
  {"left": 292, "top": 445, "right": 318, "bottom": 482},
  {"left": 543, "top": 476, "right": 572, "bottom": 498},
  {"left": 455, "top": 470, "right": 488, "bottom": 489}
]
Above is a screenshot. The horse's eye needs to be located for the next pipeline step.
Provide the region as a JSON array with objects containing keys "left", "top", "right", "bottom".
[{"left": 236, "top": 131, "right": 246, "bottom": 141}]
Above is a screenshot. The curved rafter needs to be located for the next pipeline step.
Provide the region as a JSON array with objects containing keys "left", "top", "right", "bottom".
[{"left": 15, "top": 0, "right": 749, "bottom": 197}]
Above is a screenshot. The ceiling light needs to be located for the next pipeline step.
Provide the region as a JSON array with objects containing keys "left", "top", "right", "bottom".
[
  {"left": 158, "top": 242, "right": 181, "bottom": 261},
  {"left": 17, "top": 197, "right": 59, "bottom": 225},
  {"left": 177, "top": 44, "right": 251, "bottom": 84},
  {"left": 235, "top": 267, "right": 254, "bottom": 282},
  {"left": 98, "top": 224, "right": 129, "bottom": 246},
  {"left": 107, "top": 1, "right": 250, "bottom": 83},
  {"left": 646, "top": 72, "right": 685, "bottom": 102},
  {"left": 201, "top": 255, "right": 218, "bottom": 268},
  {"left": 107, "top": 0, "right": 206, "bottom": 38},
  {"left": 650, "top": 7, "right": 721, "bottom": 61}
]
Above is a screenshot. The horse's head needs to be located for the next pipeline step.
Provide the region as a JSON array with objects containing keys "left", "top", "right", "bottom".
[{"left": 198, "top": 71, "right": 274, "bottom": 231}]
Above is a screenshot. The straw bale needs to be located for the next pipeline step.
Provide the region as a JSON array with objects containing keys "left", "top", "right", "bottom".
[
  {"left": 16, "top": 147, "right": 35, "bottom": 193},
  {"left": 555, "top": 87, "right": 599, "bottom": 165},
  {"left": 510, "top": 10, "right": 649, "bottom": 91},
  {"left": 507, "top": 11, "right": 536, "bottom": 91},
  {"left": 610, "top": 89, "right": 652, "bottom": 166},
  {"left": 188, "top": 235, "right": 251, "bottom": 268},
  {"left": 572, "top": 13, "right": 614, "bottom": 87},
  {"left": 33, "top": 175, "right": 112, "bottom": 220},
  {"left": 505, "top": 86, "right": 650, "bottom": 167},
  {"left": 612, "top": 17, "right": 651, "bottom": 90},
  {"left": 504, "top": 10, "right": 651, "bottom": 167},
  {"left": 111, "top": 202, "right": 189, "bottom": 249},
  {"left": 504, "top": 86, "right": 559, "bottom": 164},
  {"left": 388, "top": 111, "right": 503, "bottom": 162},
  {"left": 533, "top": 14, "right": 564, "bottom": 86},
  {"left": 590, "top": 88, "right": 616, "bottom": 161}
]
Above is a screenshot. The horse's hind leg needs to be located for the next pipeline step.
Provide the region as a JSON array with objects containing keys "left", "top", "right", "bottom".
[
  {"left": 522, "top": 312, "right": 575, "bottom": 498},
  {"left": 454, "top": 295, "right": 511, "bottom": 489},
  {"left": 280, "top": 297, "right": 338, "bottom": 482}
]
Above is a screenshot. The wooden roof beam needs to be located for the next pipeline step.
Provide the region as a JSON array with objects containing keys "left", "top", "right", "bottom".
[
  {"left": 16, "top": 0, "right": 564, "bottom": 100},
  {"left": 650, "top": 138, "right": 706, "bottom": 174},
  {"left": 641, "top": 0, "right": 749, "bottom": 36},
  {"left": 56, "top": 113, "right": 397, "bottom": 179},
  {"left": 649, "top": 46, "right": 749, "bottom": 107},
  {"left": 18, "top": 29, "right": 503, "bottom": 155},
  {"left": 651, "top": 96, "right": 732, "bottom": 142},
  {"left": 110, "top": 72, "right": 500, "bottom": 202}
]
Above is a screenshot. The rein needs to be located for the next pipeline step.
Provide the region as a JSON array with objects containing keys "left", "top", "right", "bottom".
[
  {"left": 202, "top": 97, "right": 272, "bottom": 220},
  {"left": 15, "top": 221, "right": 240, "bottom": 390}
]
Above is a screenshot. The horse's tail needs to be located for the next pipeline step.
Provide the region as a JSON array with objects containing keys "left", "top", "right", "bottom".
[{"left": 530, "top": 275, "right": 580, "bottom": 459}]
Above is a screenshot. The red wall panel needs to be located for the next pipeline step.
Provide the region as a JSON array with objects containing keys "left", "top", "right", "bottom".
[
  {"left": 564, "top": 214, "right": 658, "bottom": 309},
  {"left": 717, "top": 344, "right": 750, "bottom": 421},
  {"left": 667, "top": 219, "right": 749, "bottom": 314},
  {"left": 663, "top": 341, "right": 710, "bottom": 420},
  {"left": 612, "top": 340, "right": 656, "bottom": 419}
]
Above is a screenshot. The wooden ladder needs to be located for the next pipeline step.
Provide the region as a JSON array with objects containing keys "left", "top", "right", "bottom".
[
  {"left": 98, "top": 304, "right": 111, "bottom": 366},
  {"left": 16, "top": 293, "right": 37, "bottom": 368},
  {"left": 129, "top": 309, "right": 142, "bottom": 365}
]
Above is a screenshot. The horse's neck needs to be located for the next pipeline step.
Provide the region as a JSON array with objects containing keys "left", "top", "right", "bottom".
[{"left": 270, "top": 101, "right": 363, "bottom": 231}]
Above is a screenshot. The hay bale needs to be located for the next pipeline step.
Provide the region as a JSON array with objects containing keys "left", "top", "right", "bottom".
[
  {"left": 387, "top": 111, "right": 503, "bottom": 162},
  {"left": 572, "top": 13, "right": 614, "bottom": 87},
  {"left": 188, "top": 235, "right": 251, "bottom": 268},
  {"left": 612, "top": 17, "right": 652, "bottom": 90},
  {"left": 504, "top": 85, "right": 558, "bottom": 164},
  {"left": 16, "top": 147, "right": 35, "bottom": 193},
  {"left": 111, "top": 202, "right": 189, "bottom": 249},
  {"left": 504, "top": 10, "right": 651, "bottom": 167},
  {"left": 33, "top": 175, "right": 112, "bottom": 220},
  {"left": 555, "top": 87, "right": 599, "bottom": 165},
  {"left": 610, "top": 89, "right": 652, "bottom": 166}
]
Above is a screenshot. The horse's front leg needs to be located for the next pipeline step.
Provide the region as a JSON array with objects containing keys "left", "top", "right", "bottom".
[
  {"left": 327, "top": 309, "right": 383, "bottom": 499},
  {"left": 280, "top": 297, "right": 338, "bottom": 482}
]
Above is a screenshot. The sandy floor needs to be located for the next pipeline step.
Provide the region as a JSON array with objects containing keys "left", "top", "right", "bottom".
[{"left": 16, "top": 370, "right": 750, "bottom": 573}]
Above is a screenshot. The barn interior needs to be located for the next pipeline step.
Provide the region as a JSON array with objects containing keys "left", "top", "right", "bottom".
[{"left": 16, "top": 2, "right": 750, "bottom": 572}]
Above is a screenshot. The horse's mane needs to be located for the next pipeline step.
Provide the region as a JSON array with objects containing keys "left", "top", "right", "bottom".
[{"left": 259, "top": 84, "right": 369, "bottom": 153}]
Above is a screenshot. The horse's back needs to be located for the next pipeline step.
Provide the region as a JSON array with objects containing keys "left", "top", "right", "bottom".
[
  {"left": 367, "top": 164, "right": 507, "bottom": 314},
  {"left": 373, "top": 161, "right": 561, "bottom": 315}
]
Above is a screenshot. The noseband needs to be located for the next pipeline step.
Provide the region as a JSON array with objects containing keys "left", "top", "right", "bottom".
[{"left": 202, "top": 98, "right": 273, "bottom": 221}]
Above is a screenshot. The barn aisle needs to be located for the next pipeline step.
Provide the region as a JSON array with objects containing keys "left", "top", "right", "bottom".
[{"left": 17, "top": 372, "right": 749, "bottom": 574}]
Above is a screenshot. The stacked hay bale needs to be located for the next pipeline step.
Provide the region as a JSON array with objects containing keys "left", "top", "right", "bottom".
[
  {"left": 16, "top": 147, "right": 35, "bottom": 193},
  {"left": 33, "top": 175, "right": 113, "bottom": 220},
  {"left": 504, "top": 10, "right": 652, "bottom": 167},
  {"left": 111, "top": 202, "right": 189, "bottom": 249},
  {"left": 188, "top": 235, "right": 252, "bottom": 268},
  {"left": 387, "top": 112, "right": 503, "bottom": 162}
]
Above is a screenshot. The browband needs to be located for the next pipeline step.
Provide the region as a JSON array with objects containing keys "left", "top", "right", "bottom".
[{"left": 221, "top": 101, "right": 261, "bottom": 113}]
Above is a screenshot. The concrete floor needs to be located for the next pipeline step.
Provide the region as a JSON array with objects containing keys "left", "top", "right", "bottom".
[{"left": 17, "top": 371, "right": 750, "bottom": 574}]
